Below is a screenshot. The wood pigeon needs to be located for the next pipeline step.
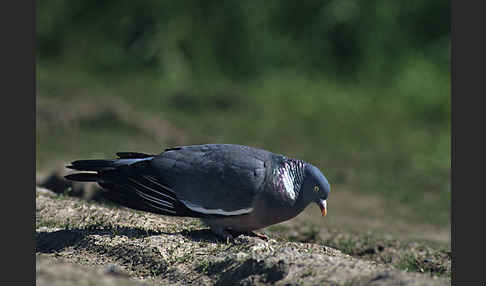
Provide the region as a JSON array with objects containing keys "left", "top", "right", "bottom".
[{"left": 65, "top": 144, "right": 331, "bottom": 240}]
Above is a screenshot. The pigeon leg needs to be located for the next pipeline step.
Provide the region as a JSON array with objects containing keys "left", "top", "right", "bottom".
[
  {"left": 226, "top": 230, "right": 269, "bottom": 240},
  {"left": 209, "top": 226, "right": 234, "bottom": 241},
  {"left": 247, "top": 231, "right": 269, "bottom": 240}
]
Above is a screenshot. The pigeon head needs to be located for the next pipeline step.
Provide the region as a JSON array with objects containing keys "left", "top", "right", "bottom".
[{"left": 301, "top": 164, "right": 331, "bottom": 216}]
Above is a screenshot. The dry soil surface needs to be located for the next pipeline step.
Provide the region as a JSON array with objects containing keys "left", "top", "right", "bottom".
[{"left": 36, "top": 186, "right": 449, "bottom": 286}]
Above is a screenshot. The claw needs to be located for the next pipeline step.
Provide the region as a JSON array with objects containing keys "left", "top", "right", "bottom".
[
  {"left": 210, "top": 226, "right": 234, "bottom": 241},
  {"left": 230, "top": 230, "right": 269, "bottom": 240},
  {"left": 209, "top": 227, "right": 269, "bottom": 241}
]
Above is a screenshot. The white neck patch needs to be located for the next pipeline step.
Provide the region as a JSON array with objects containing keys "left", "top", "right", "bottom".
[{"left": 282, "top": 169, "right": 297, "bottom": 200}]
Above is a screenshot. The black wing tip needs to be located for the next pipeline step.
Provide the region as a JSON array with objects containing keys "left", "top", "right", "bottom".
[
  {"left": 116, "top": 152, "right": 154, "bottom": 159},
  {"left": 64, "top": 173, "right": 100, "bottom": 182},
  {"left": 163, "top": 147, "right": 182, "bottom": 152},
  {"left": 66, "top": 162, "right": 86, "bottom": 170}
]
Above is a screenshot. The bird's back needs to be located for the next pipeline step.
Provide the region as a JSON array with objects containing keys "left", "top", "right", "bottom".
[{"left": 150, "top": 144, "right": 274, "bottom": 210}]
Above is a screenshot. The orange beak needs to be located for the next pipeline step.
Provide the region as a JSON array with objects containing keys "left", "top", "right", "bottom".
[{"left": 318, "top": 199, "right": 327, "bottom": 217}]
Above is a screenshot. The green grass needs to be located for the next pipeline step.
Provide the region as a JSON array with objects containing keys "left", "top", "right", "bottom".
[
  {"left": 36, "top": 61, "right": 450, "bottom": 229},
  {"left": 271, "top": 223, "right": 450, "bottom": 278}
]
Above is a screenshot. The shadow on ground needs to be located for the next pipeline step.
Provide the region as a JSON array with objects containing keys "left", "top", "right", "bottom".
[{"left": 36, "top": 225, "right": 246, "bottom": 255}]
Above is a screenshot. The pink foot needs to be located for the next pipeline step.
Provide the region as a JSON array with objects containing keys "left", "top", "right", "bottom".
[{"left": 249, "top": 231, "right": 269, "bottom": 240}]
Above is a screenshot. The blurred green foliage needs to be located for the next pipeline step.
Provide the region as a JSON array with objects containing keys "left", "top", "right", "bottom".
[
  {"left": 37, "top": 1, "right": 449, "bottom": 79},
  {"left": 36, "top": 0, "right": 450, "bottom": 227},
  {"left": 37, "top": 0, "right": 450, "bottom": 123}
]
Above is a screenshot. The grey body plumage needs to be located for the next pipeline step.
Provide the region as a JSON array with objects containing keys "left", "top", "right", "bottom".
[{"left": 66, "top": 144, "right": 331, "bottom": 239}]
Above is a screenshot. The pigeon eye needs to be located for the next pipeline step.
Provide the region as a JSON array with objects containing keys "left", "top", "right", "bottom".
[{"left": 314, "top": 186, "right": 319, "bottom": 192}]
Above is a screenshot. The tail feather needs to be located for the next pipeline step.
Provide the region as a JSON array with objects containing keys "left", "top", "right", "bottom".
[
  {"left": 64, "top": 173, "right": 100, "bottom": 182},
  {"left": 65, "top": 157, "right": 127, "bottom": 184},
  {"left": 66, "top": 154, "right": 154, "bottom": 174},
  {"left": 64, "top": 152, "right": 208, "bottom": 218},
  {"left": 67, "top": 160, "right": 117, "bottom": 172}
]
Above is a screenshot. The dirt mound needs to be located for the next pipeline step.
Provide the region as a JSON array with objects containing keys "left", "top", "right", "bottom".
[{"left": 36, "top": 186, "right": 449, "bottom": 285}]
